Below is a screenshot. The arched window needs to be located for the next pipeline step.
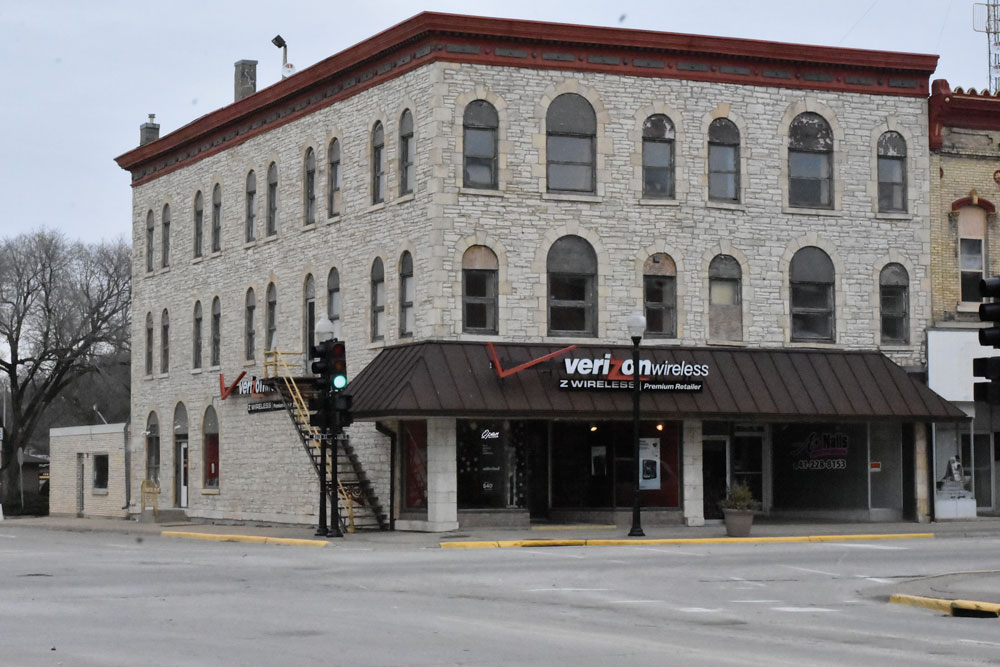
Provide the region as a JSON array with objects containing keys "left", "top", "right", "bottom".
[
  {"left": 265, "top": 282, "right": 277, "bottom": 351},
  {"left": 708, "top": 118, "right": 740, "bottom": 202},
  {"left": 161, "top": 204, "right": 171, "bottom": 268},
  {"left": 877, "top": 131, "right": 907, "bottom": 213},
  {"left": 709, "top": 254, "right": 742, "bottom": 341},
  {"left": 245, "top": 288, "right": 256, "bottom": 361},
  {"left": 328, "top": 138, "right": 341, "bottom": 217},
  {"left": 788, "top": 112, "right": 833, "bottom": 209},
  {"left": 203, "top": 406, "right": 219, "bottom": 489},
  {"left": 193, "top": 191, "right": 204, "bottom": 258},
  {"left": 304, "top": 148, "right": 316, "bottom": 226},
  {"left": 547, "top": 93, "right": 596, "bottom": 194},
  {"left": 643, "top": 253, "right": 677, "bottom": 337},
  {"left": 371, "top": 258, "right": 385, "bottom": 341},
  {"left": 211, "top": 297, "right": 221, "bottom": 366},
  {"left": 193, "top": 301, "right": 203, "bottom": 369},
  {"left": 399, "top": 251, "right": 414, "bottom": 337},
  {"left": 173, "top": 403, "right": 188, "bottom": 508},
  {"left": 160, "top": 308, "right": 170, "bottom": 373},
  {"left": 462, "top": 245, "right": 499, "bottom": 334},
  {"left": 211, "top": 184, "right": 222, "bottom": 252},
  {"left": 372, "top": 122, "right": 386, "bottom": 204},
  {"left": 547, "top": 235, "right": 597, "bottom": 336},
  {"left": 327, "top": 268, "right": 341, "bottom": 340},
  {"left": 266, "top": 162, "right": 278, "bottom": 236},
  {"left": 958, "top": 205, "right": 989, "bottom": 303},
  {"left": 303, "top": 274, "right": 315, "bottom": 355},
  {"left": 642, "top": 114, "right": 675, "bottom": 198},
  {"left": 880, "top": 263, "right": 909, "bottom": 344},
  {"left": 145, "top": 412, "right": 160, "bottom": 484},
  {"left": 245, "top": 170, "right": 257, "bottom": 242},
  {"left": 145, "top": 210, "right": 154, "bottom": 272},
  {"left": 144, "top": 312, "right": 153, "bottom": 375},
  {"left": 790, "top": 246, "right": 835, "bottom": 342},
  {"left": 399, "top": 110, "right": 414, "bottom": 195},
  {"left": 463, "top": 100, "right": 498, "bottom": 189}
]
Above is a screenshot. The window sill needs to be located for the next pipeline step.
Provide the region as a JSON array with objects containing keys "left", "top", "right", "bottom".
[
  {"left": 367, "top": 202, "right": 386, "bottom": 213},
  {"left": 396, "top": 193, "right": 415, "bottom": 205},
  {"left": 639, "top": 197, "right": 679, "bottom": 207},
  {"left": 782, "top": 205, "right": 840, "bottom": 217},
  {"left": 878, "top": 344, "right": 913, "bottom": 352},
  {"left": 156, "top": 372, "right": 169, "bottom": 379},
  {"left": 367, "top": 339, "right": 386, "bottom": 351},
  {"left": 957, "top": 303, "right": 981, "bottom": 314},
  {"left": 302, "top": 223, "right": 317, "bottom": 232},
  {"left": 209, "top": 250, "right": 223, "bottom": 259},
  {"left": 92, "top": 489, "right": 109, "bottom": 496},
  {"left": 192, "top": 256, "right": 205, "bottom": 265},
  {"left": 544, "top": 333, "right": 599, "bottom": 343},
  {"left": 262, "top": 234, "right": 279, "bottom": 245},
  {"left": 207, "top": 365, "right": 221, "bottom": 373},
  {"left": 459, "top": 331, "right": 501, "bottom": 340},
  {"left": 875, "top": 211, "right": 911, "bottom": 221},
  {"left": 640, "top": 336, "right": 679, "bottom": 345},
  {"left": 705, "top": 339, "right": 747, "bottom": 347},
  {"left": 327, "top": 214, "right": 342, "bottom": 225},
  {"left": 787, "top": 340, "right": 840, "bottom": 349},
  {"left": 143, "top": 374, "right": 153, "bottom": 380},
  {"left": 460, "top": 187, "right": 503, "bottom": 197},
  {"left": 158, "top": 266, "right": 171, "bottom": 275},
  {"left": 542, "top": 192, "right": 602, "bottom": 204},
  {"left": 706, "top": 200, "right": 745, "bottom": 212},
  {"left": 201, "top": 488, "right": 220, "bottom": 495},
  {"left": 191, "top": 368, "right": 203, "bottom": 375},
  {"left": 243, "top": 240, "right": 258, "bottom": 249}
]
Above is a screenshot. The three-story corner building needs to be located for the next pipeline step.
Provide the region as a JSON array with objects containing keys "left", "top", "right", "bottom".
[
  {"left": 115, "top": 12, "right": 964, "bottom": 532},
  {"left": 926, "top": 80, "right": 1000, "bottom": 518}
]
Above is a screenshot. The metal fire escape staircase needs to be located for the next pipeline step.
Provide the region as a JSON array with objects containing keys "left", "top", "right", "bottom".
[{"left": 264, "top": 350, "right": 388, "bottom": 531}]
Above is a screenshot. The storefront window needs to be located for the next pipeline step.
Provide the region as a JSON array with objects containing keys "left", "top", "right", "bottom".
[
  {"left": 402, "top": 420, "right": 427, "bottom": 510},
  {"left": 457, "top": 420, "right": 527, "bottom": 509},
  {"left": 203, "top": 406, "right": 219, "bottom": 489},
  {"left": 771, "top": 423, "right": 866, "bottom": 509}
]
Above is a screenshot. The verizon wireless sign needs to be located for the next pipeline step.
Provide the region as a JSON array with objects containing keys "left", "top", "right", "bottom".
[{"left": 558, "top": 354, "right": 708, "bottom": 392}]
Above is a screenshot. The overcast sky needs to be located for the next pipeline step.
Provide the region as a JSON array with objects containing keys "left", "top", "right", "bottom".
[{"left": 0, "top": 0, "right": 985, "bottom": 244}]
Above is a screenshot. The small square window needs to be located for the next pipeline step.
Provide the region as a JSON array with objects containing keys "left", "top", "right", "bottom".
[{"left": 93, "top": 454, "right": 109, "bottom": 491}]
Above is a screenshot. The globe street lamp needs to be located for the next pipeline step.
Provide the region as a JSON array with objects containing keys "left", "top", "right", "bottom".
[{"left": 627, "top": 312, "right": 646, "bottom": 537}]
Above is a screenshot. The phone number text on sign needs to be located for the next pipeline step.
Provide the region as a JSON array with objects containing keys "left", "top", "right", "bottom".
[{"left": 793, "top": 458, "right": 846, "bottom": 471}]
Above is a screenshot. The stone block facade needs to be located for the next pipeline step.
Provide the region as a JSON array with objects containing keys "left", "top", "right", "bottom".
[{"left": 118, "top": 14, "right": 938, "bottom": 527}]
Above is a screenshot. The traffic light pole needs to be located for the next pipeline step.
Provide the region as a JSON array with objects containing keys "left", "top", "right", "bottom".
[
  {"left": 330, "top": 425, "right": 343, "bottom": 538},
  {"left": 315, "top": 426, "right": 328, "bottom": 537}
]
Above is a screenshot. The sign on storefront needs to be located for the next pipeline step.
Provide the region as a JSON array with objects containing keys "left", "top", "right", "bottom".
[{"left": 557, "top": 354, "right": 708, "bottom": 392}]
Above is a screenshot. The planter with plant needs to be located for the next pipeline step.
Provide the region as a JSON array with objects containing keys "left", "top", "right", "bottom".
[{"left": 719, "top": 480, "right": 761, "bottom": 537}]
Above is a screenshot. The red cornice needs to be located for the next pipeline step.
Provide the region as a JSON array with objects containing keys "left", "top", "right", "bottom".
[
  {"left": 951, "top": 194, "right": 996, "bottom": 214},
  {"left": 116, "top": 12, "right": 938, "bottom": 185},
  {"left": 929, "top": 79, "right": 1000, "bottom": 150}
]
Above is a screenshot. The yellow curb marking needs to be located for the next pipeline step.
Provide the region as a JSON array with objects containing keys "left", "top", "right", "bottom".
[
  {"left": 890, "top": 593, "right": 1000, "bottom": 617},
  {"left": 161, "top": 531, "right": 327, "bottom": 547},
  {"left": 441, "top": 533, "right": 934, "bottom": 549}
]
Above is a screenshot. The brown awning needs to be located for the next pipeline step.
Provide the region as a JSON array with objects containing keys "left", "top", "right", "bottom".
[{"left": 348, "top": 341, "right": 967, "bottom": 423}]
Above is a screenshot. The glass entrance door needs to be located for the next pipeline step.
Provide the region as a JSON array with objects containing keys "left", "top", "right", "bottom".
[
  {"left": 732, "top": 430, "right": 763, "bottom": 504},
  {"left": 702, "top": 438, "right": 728, "bottom": 520}
]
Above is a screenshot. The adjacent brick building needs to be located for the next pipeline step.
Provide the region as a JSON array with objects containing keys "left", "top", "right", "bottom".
[{"left": 115, "top": 13, "right": 964, "bottom": 531}]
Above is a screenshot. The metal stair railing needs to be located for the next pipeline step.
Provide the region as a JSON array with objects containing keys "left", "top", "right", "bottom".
[{"left": 264, "top": 349, "right": 355, "bottom": 533}]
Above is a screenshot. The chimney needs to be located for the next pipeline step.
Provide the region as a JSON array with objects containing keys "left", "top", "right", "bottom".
[
  {"left": 139, "top": 114, "right": 160, "bottom": 146},
  {"left": 235, "top": 60, "right": 258, "bottom": 102}
]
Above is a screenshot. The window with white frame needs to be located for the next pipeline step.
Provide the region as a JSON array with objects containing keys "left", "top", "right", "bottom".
[
  {"left": 877, "top": 131, "right": 907, "bottom": 213},
  {"left": 547, "top": 235, "right": 597, "bottom": 336},
  {"left": 643, "top": 253, "right": 677, "bottom": 337},
  {"left": 193, "top": 191, "right": 204, "bottom": 258},
  {"left": 327, "top": 267, "right": 341, "bottom": 340},
  {"left": 546, "top": 94, "right": 596, "bottom": 194},
  {"left": 161, "top": 204, "right": 171, "bottom": 268},
  {"left": 265, "top": 282, "right": 277, "bottom": 351},
  {"left": 399, "top": 251, "right": 414, "bottom": 337},
  {"left": 642, "top": 114, "right": 675, "bottom": 199},
  {"left": 245, "top": 288, "right": 256, "bottom": 361},
  {"left": 788, "top": 113, "right": 833, "bottom": 209},
  {"left": 211, "top": 184, "right": 222, "bottom": 253},
  {"left": 399, "top": 110, "right": 414, "bottom": 196},
  {"left": 146, "top": 412, "right": 160, "bottom": 484},
  {"left": 372, "top": 122, "right": 386, "bottom": 204},
  {"left": 303, "top": 274, "right": 315, "bottom": 355},
  {"left": 266, "top": 162, "right": 278, "bottom": 236},
  {"left": 371, "top": 258, "right": 385, "bottom": 341},
  {"left": 304, "top": 148, "right": 316, "bottom": 225},
  {"left": 462, "top": 245, "right": 498, "bottom": 334},
  {"left": 958, "top": 206, "right": 988, "bottom": 304},
  {"left": 463, "top": 100, "right": 498, "bottom": 189},
  {"left": 160, "top": 309, "right": 169, "bottom": 373},
  {"left": 211, "top": 297, "right": 221, "bottom": 366},
  {"left": 145, "top": 210, "right": 154, "bottom": 272},
  {"left": 193, "top": 301, "right": 203, "bottom": 369},
  {"left": 708, "top": 118, "right": 740, "bottom": 202},
  {"left": 245, "top": 171, "right": 256, "bottom": 242},
  {"left": 790, "top": 246, "right": 835, "bottom": 342},
  {"left": 328, "top": 138, "right": 341, "bottom": 217},
  {"left": 880, "top": 263, "right": 909, "bottom": 344}
]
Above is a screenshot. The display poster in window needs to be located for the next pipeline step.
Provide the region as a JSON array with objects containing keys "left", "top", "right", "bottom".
[
  {"left": 639, "top": 438, "right": 661, "bottom": 490},
  {"left": 771, "top": 423, "right": 866, "bottom": 509},
  {"left": 590, "top": 446, "right": 607, "bottom": 477},
  {"left": 457, "top": 421, "right": 506, "bottom": 508}
]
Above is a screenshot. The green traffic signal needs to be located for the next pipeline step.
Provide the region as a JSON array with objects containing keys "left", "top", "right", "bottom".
[{"left": 333, "top": 374, "right": 347, "bottom": 390}]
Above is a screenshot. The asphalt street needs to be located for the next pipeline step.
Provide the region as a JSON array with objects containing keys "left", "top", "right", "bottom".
[{"left": 2, "top": 525, "right": 1000, "bottom": 666}]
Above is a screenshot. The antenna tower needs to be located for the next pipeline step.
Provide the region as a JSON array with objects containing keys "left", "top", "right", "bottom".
[{"left": 974, "top": 2, "right": 1000, "bottom": 93}]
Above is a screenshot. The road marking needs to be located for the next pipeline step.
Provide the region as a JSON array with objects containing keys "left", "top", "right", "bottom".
[
  {"left": 829, "top": 543, "right": 907, "bottom": 550},
  {"left": 527, "top": 588, "right": 609, "bottom": 592},
  {"left": 772, "top": 607, "right": 837, "bottom": 613},
  {"left": 731, "top": 599, "right": 782, "bottom": 604},
  {"left": 0, "top": 534, "right": 17, "bottom": 539},
  {"left": 729, "top": 576, "right": 765, "bottom": 587},
  {"left": 959, "top": 638, "right": 1000, "bottom": 649},
  {"left": 608, "top": 600, "right": 661, "bottom": 604},
  {"left": 678, "top": 607, "right": 721, "bottom": 613},
  {"left": 781, "top": 565, "right": 838, "bottom": 576},
  {"left": 859, "top": 576, "right": 894, "bottom": 583},
  {"left": 639, "top": 547, "right": 700, "bottom": 556},
  {"left": 521, "top": 549, "right": 585, "bottom": 559}
]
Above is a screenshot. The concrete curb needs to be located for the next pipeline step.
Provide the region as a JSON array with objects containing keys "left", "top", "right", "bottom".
[
  {"left": 161, "top": 531, "right": 328, "bottom": 547},
  {"left": 889, "top": 593, "right": 1000, "bottom": 617},
  {"left": 439, "top": 532, "right": 935, "bottom": 549}
]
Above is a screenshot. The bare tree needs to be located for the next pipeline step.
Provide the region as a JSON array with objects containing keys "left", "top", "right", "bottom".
[{"left": 0, "top": 230, "right": 130, "bottom": 511}]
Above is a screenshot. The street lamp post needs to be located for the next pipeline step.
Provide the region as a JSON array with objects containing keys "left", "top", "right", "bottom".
[{"left": 627, "top": 312, "right": 646, "bottom": 537}]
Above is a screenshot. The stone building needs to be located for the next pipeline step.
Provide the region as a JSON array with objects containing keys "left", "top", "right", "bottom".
[
  {"left": 926, "top": 80, "right": 1000, "bottom": 518},
  {"left": 115, "top": 13, "right": 963, "bottom": 531}
]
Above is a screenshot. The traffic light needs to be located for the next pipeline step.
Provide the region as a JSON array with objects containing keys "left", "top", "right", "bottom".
[
  {"left": 332, "top": 391, "right": 353, "bottom": 430},
  {"left": 330, "top": 340, "right": 347, "bottom": 390},
  {"left": 310, "top": 339, "right": 336, "bottom": 380},
  {"left": 974, "top": 277, "right": 1000, "bottom": 403},
  {"left": 308, "top": 386, "right": 330, "bottom": 430}
]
